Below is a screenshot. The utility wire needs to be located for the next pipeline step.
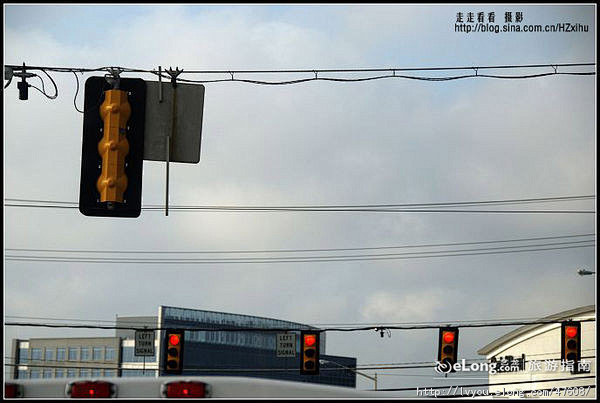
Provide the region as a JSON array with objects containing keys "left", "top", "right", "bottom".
[
  {"left": 4, "top": 317, "right": 595, "bottom": 333},
  {"left": 4, "top": 195, "right": 595, "bottom": 214},
  {"left": 5, "top": 233, "right": 594, "bottom": 255},
  {"left": 7, "top": 312, "right": 591, "bottom": 329},
  {"left": 5, "top": 194, "right": 595, "bottom": 208},
  {"left": 5, "top": 195, "right": 595, "bottom": 214},
  {"left": 5, "top": 240, "right": 595, "bottom": 264},
  {"left": 4, "top": 62, "right": 596, "bottom": 74},
  {"left": 3, "top": 63, "right": 595, "bottom": 110}
]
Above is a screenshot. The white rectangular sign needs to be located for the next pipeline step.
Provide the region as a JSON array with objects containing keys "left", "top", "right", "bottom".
[
  {"left": 276, "top": 333, "right": 296, "bottom": 357},
  {"left": 135, "top": 330, "right": 155, "bottom": 356}
]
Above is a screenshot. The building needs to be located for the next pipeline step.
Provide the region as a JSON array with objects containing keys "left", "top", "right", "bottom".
[
  {"left": 11, "top": 305, "right": 356, "bottom": 388},
  {"left": 478, "top": 305, "right": 596, "bottom": 398}
]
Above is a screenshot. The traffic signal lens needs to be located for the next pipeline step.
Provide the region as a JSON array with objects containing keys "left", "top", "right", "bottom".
[
  {"left": 566, "top": 327, "right": 578, "bottom": 338},
  {"left": 567, "top": 352, "right": 577, "bottom": 361},
  {"left": 443, "top": 345, "right": 454, "bottom": 354},
  {"left": 443, "top": 332, "right": 455, "bottom": 343},
  {"left": 567, "top": 340, "right": 577, "bottom": 349},
  {"left": 304, "top": 335, "right": 316, "bottom": 346},
  {"left": 167, "top": 360, "right": 178, "bottom": 369},
  {"left": 169, "top": 334, "right": 181, "bottom": 346}
]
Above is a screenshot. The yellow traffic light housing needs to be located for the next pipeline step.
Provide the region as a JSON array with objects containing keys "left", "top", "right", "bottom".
[
  {"left": 79, "top": 77, "right": 146, "bottom": 217},
  {"left": 438, "top": 327, "right": 459, "bottom": 372},
  {"left": 300, "top": 331, "right": 320, "bottom": 375},
  {"left": 163, "top": 330, "right": 185, "bottom": 375},
  {"left": 97, "top": 89, "right": 131, "bottom": 203}
]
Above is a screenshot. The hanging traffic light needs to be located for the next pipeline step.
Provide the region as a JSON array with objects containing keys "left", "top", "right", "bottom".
[
  {"left": 163, "top": 330, "right": 185, "bottom": 375},
  {"left": 438, "top": 327, "right": 459, "bottom": 372},
  {"left": 300, "top": 331, "right": 320, "bottom": 375},
  {"left": 79, "top": 76, "right": 146, "bottom": 217},
  {"left": 561, "top": 321, "right": 581, "bottom": 366}
]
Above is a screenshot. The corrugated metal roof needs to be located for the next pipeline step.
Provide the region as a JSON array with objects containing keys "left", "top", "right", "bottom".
[{"left": 477, "top": 305, "right": 596, "bottom": 356}]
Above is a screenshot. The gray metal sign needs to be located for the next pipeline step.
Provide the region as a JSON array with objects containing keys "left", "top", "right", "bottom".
[
  {"left": 276, "top": 333, "right": 296, "bottom": 357},
  {"left": 143, "top": 81, "right": 205, "bottom": 163},
  {"left": 134, "top": 330, "right": 155, "bottom": 356}
]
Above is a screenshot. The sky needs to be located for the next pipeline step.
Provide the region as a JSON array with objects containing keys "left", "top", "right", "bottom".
[{"left": 3, "top": 4, "right": 596, "bottom": 394}]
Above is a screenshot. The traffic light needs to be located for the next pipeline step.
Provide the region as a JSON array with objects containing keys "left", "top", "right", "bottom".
[
  {"left": 561, "top": 321, "right": 581, "bottom": 365},
  {"left": 79, "top": 76, "right": 146, "bottom": 217},
  {"left": 300, "top": 331, "right": 320, "bottom": 375},
  {"left": 438, "top": 327, "right": 459, "bottom": 372},
  {"left": 163, "top": 330, "right": 185, "bottom": 375}
]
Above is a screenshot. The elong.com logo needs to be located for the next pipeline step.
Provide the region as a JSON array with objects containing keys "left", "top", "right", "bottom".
[{"left": 435, "top": 359, "right": 499, "bottom": 374}]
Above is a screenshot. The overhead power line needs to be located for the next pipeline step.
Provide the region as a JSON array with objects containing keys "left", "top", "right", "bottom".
[
  {"left": 3, "top": 62, "right": 595, "bottom": 112},
  {"left": 5, "top": 233, "right": 595, "bottom": 255},
  {"left": 7, "top": 312, "right": 590, "bottom": 329},
  {"left": 3, "top": 194, "right": 596, "bottom": 214},
  {"left": 4, "top": 317, "right": 595, "bottom": 333},
  {"left": 5, "top": 239, "right": 595, "bottom": 264}
]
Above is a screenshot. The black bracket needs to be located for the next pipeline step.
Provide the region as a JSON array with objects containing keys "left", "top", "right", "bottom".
[
  {"left": 13, "top": 63, "right": 36, "bottom": 100},
  {"left": 166, "top": 67, "right": 183, "bottom": 88},
  {"left": 105, "top": 67, "right": 124, "bottom": 89}
]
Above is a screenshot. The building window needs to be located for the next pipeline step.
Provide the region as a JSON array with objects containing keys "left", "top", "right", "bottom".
[
  {"left": 67, "top": 369, "right": 77, "bottom": 378},
  {"left": 30, "top": 369, "right": 41, "bottom": 379},
  {"left": 31, "top": 348, "right": 42, "bottom": 361},
  {"left": 81, "top": 347, "right": 90, "bottom": 361},
  {"left": 43, "top": 369, "right": 53, "bottom": 378},
  {"left": 104, "top": 370, "right": 116, "bottom": 377},
  {"left": 57, "top": 348, "right": 66, "bottom": 361},
  {"left": 56, "top": 369, "right": 64, "bottom": 378},
  {"left": 18, "top": 369, "right": 28, "bottom": 379},
  {"left": 93, "top": 347, "right": 103, "bottom": 360},
  {"left": 68, "top": 347, "right": 78, "bottom": 361},
  {"left": 80, "top": 369, "right": 91, "bottom": 378},
  {"left": 18, "top": 347, "right": 28, "bottom": 364},
  {"left": 45, "top": 348, "right": 55, "bottom": 361},
  {"left": 105, "top": 347, "right": 116, "bottom": 361}
]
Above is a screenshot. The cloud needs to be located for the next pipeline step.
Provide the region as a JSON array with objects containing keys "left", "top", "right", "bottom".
[{"left": 4, "top": 5, "right": 595, "bottom": 390}]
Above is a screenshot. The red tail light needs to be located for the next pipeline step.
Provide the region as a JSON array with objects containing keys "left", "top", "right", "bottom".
[
  {"left": 161, "top": 381, "right": 210, "bottom": 398},
  {"left": 5, "top": 383, "right": 23, "bottom": 398},
  {"left": 66, "top": 381, "right": 116, "bottom": 398}
]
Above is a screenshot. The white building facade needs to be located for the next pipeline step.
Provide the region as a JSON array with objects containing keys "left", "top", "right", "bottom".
[{"left": 478, "top": 305, "right": 596, "bottom": 399}]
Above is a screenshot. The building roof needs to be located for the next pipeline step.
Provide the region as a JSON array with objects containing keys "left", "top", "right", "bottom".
[{"left": 477, "top": 305, "right": 595, "bottom": 356}]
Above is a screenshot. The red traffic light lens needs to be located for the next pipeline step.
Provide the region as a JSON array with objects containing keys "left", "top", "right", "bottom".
[
  {"left": 443, "top": 331, "right": 455, "bottom": 343},
  {"left": 566, "top": 327, "right": 578, "bottom": 338},
  {"left": 169, "top": 334, "right": 181, "bottom": 346},
  {"left": 304, "top": 334, "right": 317, "bottom": 346}
]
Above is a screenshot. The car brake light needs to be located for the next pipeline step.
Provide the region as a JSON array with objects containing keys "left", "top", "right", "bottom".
[
  {"left": 5, "top": 383, "right": 23, "bottom": 398},
  {"left": 66, "top": 381, "right": 116, "bottom": 398},
  {"left": 161, "top": 381, "right": 210, "bottom": 398}
]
